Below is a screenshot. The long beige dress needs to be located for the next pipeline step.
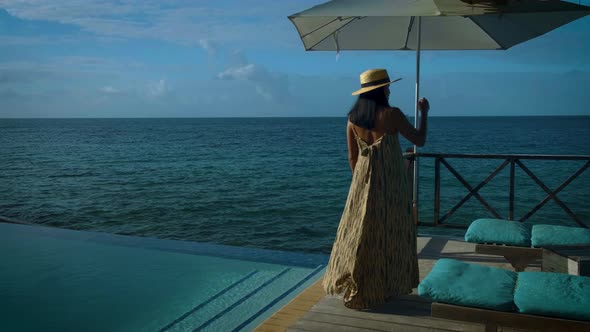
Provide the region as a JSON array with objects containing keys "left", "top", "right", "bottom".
[{"left": 323, "top": 131, "right": 419, "bottom": 309}]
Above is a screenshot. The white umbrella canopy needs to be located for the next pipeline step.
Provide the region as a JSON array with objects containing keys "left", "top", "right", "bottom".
[
  {"left": 288, "top": 0, "right": 590, "bottom": 223},
  {"left": 289, "top": 0, "right": 590, "bottom": 51}
]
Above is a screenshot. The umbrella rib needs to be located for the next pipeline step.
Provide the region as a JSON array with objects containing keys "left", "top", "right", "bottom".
[
  {"left": 468, "top": 17, "right": 506, "bottom": 50},
  {"left": 403, "top": 16, "right": 415, "bottom": 50},
  {"left": 299, "top": 16, "right": 356, "bottom": 39},
  {"left": 305, "top": 16, "right": 361, "bottom": 51}
]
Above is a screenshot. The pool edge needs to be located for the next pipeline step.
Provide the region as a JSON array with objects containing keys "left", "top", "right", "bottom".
[{"left": 253, "top": 275, "right": 326, "bottom": 331}]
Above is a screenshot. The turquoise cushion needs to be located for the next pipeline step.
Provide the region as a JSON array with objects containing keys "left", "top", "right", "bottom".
[
  {"left": 531, "top": 224, "right": 590, "bottom": 247},
  {"left": 514, "top": 272, "right": 590, "bottom": 321},
  {"left": 418, "top": 259, "right": 517, "bottom": 311},
  {"left": 464, "top": 218, "right": 531, "bottom": 247}
]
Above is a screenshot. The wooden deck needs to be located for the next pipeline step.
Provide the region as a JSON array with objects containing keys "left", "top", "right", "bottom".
[{"left": 255, "top": 237, "right": 541, "bottom": 332}]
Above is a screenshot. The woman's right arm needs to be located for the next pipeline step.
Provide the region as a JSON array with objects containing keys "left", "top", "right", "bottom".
[
  {"left": 347, "top": 121, "right": 359, "bottom": 172},
  {"left": 385, "top": 98, "right": 429, "bottom": 147}
]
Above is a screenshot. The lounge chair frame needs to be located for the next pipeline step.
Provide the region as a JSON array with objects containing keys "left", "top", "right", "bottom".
[
  {"left": 476, "top": 243, "right": 590, "bottom": 273},
  {"left": 475, "top": 243, "right": 542, "bottom": 272},
  {"left": 431, "top": 302, "right": 590, "bottom": 332}
]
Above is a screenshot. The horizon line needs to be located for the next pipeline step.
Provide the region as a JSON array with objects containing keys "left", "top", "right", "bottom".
[{"left": 1, "top": 114, "right": 590, "bottom": 120}]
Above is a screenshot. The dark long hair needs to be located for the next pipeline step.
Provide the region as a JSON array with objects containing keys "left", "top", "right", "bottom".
[{"left": 347, "top": 86, "right": 390, "bottom": 129}]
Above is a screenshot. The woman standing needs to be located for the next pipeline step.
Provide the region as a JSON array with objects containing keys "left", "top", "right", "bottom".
[{"left": 323, "top": 68, "right": 429, "bottom": 309}]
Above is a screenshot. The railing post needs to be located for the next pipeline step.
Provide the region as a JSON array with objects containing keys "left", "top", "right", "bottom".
[
  {"left": 434, "top": 157, "right": 441, "bottom": 225},
  {"left": 509, "top": 158, "right": 515, "bottom": 221},
  {"left": 413, "top": 156, "right": 420, "bottom": 226}
]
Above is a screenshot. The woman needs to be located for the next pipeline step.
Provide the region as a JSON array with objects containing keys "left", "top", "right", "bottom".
[{"left": 323, "top": 68, "right": 429, "bottom": 309}]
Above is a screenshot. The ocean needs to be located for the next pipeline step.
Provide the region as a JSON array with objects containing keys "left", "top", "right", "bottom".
[{"left": 1, "top": 116, "right": 589, "bottom": 254}]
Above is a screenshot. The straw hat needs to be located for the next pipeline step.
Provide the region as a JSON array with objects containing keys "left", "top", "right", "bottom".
[{"left": 351, "top": 69, "right": 402, "bottom": 96}]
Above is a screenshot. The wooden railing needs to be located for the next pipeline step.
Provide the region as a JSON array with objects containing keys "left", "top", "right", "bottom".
[{"left": 405, "top": 153, "right": 590, "bottom": 228}]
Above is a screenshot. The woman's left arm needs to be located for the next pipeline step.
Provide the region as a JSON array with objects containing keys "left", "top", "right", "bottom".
[{"left": 347, "top": 121, "right": 359, "bottom": 172}]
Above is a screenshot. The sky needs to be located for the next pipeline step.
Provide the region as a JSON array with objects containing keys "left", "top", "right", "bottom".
[{"left": 0, "top": 0, "right": 589, "bottom": 118}]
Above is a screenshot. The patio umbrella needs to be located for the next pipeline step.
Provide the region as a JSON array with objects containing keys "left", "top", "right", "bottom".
[{"left": 288, "top": 0, "right": 590, "bottom": 222}]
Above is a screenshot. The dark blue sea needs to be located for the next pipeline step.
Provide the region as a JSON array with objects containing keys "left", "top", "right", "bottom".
[{"left": 1, "top": 117, "right": 589, "bottom": 254}]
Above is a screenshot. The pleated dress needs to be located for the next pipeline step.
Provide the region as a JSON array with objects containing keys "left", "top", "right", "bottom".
[{"left": 323, "top": 130, "right": 419, "bottom": 309}]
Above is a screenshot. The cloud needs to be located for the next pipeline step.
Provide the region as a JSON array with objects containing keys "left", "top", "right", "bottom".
[
  {"left": 199, "top": 39, "right": 218, "bottom": 56},
  {"left": 230, "top": 50, "right": 249, "bottom": 66},
  {"left": 48, "top": 56, "right": 145, "bottom": 76},
  {"left": 0, "top": 63, "right": 58, "bottom": 85},
  {"left": 147, "top": 79, "right": 168, "bottom": 98},
  {"left": 218, "top": 64, "right": 258, "bottom": 81},
  {"left": 0, "top": 35, "right": 86, "bottom": 46},
  {"left": 217, "top": 62, "right": 289, "bottom": 102},
  {"left": 100, "top": 86, "right": 120, "bottom": 94},
  {"left": 255, "top": 85, "right": 273, "bottom": 102},
  {"left": 0, "top": 88, "right": 29, "bottom": 100},
  {"left": 57, "top": 56, "right": 109, "bottom": 66},
  {"left": 0, "top": 0, "right": 321, "bottom": 47}
]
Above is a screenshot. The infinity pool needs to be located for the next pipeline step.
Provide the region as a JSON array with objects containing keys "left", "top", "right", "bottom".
[{"left": 0, "top": 222, "right": 327, "bottom": 332}]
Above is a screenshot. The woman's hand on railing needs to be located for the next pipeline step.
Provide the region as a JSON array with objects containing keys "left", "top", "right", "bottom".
[{"left": 418, "top": 98, "right": 430, "bottom": 114}]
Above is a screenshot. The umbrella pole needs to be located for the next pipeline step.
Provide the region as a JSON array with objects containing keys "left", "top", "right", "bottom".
[{"left": 412, "top": 16, "right": 421, "bottom": 225}]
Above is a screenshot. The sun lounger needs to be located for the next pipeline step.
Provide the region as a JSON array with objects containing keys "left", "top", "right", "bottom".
[
  {"left": 464, "top": 218, "right": 590, "bottom": 271},
  {"left": 418, "top": 259, "right": 590, "bottom": 332}
]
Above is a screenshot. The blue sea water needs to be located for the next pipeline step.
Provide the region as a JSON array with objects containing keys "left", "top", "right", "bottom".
[{"left": 1, "top": 117, "right": 589, "bottom": 254}]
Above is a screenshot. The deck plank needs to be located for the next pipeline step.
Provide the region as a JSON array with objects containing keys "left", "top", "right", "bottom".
[
  {"left": 254, "top": 277, "right": 326, "bottom": 332},
  {"left": 291, "top": 317, "right": 477, "bottom": 332},
  {"left": 310, "top": 297, "right": 484, "bottom": 331},
  {"left": 255, "top": 237, "right": 542, "bottom": 332}
]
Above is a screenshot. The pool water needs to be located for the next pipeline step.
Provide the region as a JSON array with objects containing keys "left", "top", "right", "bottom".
[{"left": 0, "top": 222, "right": 327, "bottom": 332}]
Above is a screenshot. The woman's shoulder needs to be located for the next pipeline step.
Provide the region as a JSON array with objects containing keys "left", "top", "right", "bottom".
[
  {"left": 347, "top": 119, "right": 355, "bottom": 128},
  {"left": 384, "top": 106, "right": 402, "bottom": 113},
  {"left": 379, "top": 106, "right": 403, "bottom": 121},
  {"left": 377, "top": 107, "right": 404, "bottom": 133},
  {"left": 347, "top": 120, "right": 358, "bottom": 133}
]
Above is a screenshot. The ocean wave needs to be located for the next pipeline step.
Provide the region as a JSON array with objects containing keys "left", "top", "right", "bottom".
[{"left": 1, "top": 117, "right": 589, "bottom": 253}]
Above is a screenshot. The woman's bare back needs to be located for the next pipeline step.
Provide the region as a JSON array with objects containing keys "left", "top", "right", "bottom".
[
  {"left": 347, "top": 107, "right": 428, "bottom": 172},
  {"left": 349, "top": 109, "right": 392, "bottom": 145}
]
